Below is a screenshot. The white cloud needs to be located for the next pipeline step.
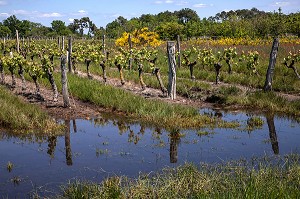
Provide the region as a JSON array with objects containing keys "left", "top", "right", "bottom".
[
  {"left": 154, "top": 0, "right": 177, "bottom": 4},
  {"left": 69, "top": 18, "right": 74, "bottom": 22},
  {"left": 0, "top": 1, "right": 7, "bottom": 6},
  {"left": 273, "top": 1, "right": 291, "bottom": 7},
  {"left": 176, "top": 1, "right": 188, "bottom": 6},
  {"left": 0, "top": 12, "right": 9, "bottom": 17},
  {"left": 13, "top": 10, "right": 30, "bottom": 15},
  {"left": 193, "top": 3, "right": 213, "bottom": 8},
  {"left": 71, "top": 10, "right": 88, "bottom": 16},
  {"left": 41, "top": 12, "right": 62, "bottom": 18}
]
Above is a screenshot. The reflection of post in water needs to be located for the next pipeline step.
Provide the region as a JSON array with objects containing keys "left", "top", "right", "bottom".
[
  {"left": 65, "top": 120, "right": 73, "bottom": 166},
  {"left": 72, "top": 119, "right": 77, "bottom": 133},
  {"left": 139, "top": 124, "right": 145, "bottom": 135},
  {"left": 116, "top": 121, "right": 129, "bottom": 135},
  {"left": 266, "top": 114, "right": 279, "bottom": 155},
  {"left": 47, "top": 136, "right": 57, "bottom": 159},
  {"left": 169, "top": 130, "right": 181, "bottom": 163}
]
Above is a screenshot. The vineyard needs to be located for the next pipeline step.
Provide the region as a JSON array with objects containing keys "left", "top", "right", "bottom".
[{"left": 1, "top": 35, "right": 300, "bottom": 120}]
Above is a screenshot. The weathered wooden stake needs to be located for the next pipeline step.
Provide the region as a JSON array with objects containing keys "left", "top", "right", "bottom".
[
  {"left": 57, "top": 37, "right": 60, "bottom": 50},
  {"left": 62, "top": 36, "right": 65, "bottom": 51},
  {"left": 102, "top": 34, "right": 106, "bottom": 55},
  {"left": 138, "top": 63, "right": 146, "bottom": 90},
  {"left": 176, "top": 35, "right": 181, "bottom": 68},
  {"left": 16, "top": 30, "right": 20, "bottom": 53},
  {"left": 214, "top": 63, "right": 222, "bottom": 84},
  {"left": 128, "top": 34, "right": 133, "bottom": 70},
  {"left": 61, "top": 55, "right": 71, "bottom": 107},
  {"left": 0, "top": 60, "right": 4, "bottom": 84},
  {"left": 85, "top": 59, "right": 92, "bottom": 78},
  {"left": 264, "top": 38, "right": 279, "bottom": 91},
  {"left": 68, "top": 36, "right": 72, "bottom": 73},
  {"left": 167, "top": 41, "right": 176, "bottom": 100}
]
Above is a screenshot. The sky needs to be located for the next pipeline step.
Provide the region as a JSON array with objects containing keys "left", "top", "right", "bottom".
[{"left": 0, "top": 0, "right": 299, "bottom": 28}]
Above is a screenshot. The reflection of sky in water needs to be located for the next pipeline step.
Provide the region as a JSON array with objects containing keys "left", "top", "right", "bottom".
[{"left": 0, "top": 109, "right": 299, "bottom": 197}]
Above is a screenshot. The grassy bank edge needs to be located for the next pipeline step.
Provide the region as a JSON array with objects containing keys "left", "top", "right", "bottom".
[
  {"left": 58, "top": 154, "right": 300, "bottom": 199},
  {"left": 0, "top": 85, "right": 61, "bottom": 133}
]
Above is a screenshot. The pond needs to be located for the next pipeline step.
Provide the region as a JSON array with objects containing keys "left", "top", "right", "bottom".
[{"left": 0, "top": 109, "right": 299, "bottom": 198}]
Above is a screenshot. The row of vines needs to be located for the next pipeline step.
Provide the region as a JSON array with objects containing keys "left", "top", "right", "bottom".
[{"left": 0, "top": 37, "right": 299, "bottom": 103}]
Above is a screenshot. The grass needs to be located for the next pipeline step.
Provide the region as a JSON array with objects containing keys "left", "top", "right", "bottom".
[
  {"left": 58, "top": 154, "right": 300, "bottom": 199},
  {"left": 227, "top": 91, "right": 300, "bottom": 117},
  {"left": 50, "top": 73, "right": 238, "bottom": 130},
  {"left": 0, "top": 85, "right": 59, "bottom": 132}
]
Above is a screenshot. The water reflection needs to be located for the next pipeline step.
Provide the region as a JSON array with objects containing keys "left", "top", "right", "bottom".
[
  {"left": 73, "top": 119, "right": 77, "bottom": 133},
  {"left": 47, "top": 136, "right": 57, "bottom": 159},
  {"left": 1, "top": 109, "right": 299, "bottom": 198},
  {"left": 169, "top": 130, "right": 181, "bottom": 163},
  {"left": 65, "top": 120, "right": 73, "bottom": 166},
  {"left": 266, "top": 114, "right": 279, "bottom": 155}
]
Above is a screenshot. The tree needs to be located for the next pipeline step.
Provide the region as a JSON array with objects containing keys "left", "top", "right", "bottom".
[
  {"left": 175, "top": 8, "right": 200, "bottom": 24},
  {"left": 106, "top": 18, "right": 125, "bottom": 38},
  {"left": 69, "top": 17, "right": 96, "bottom": 36},
  {"left": 0, "top": 23, "right": 11, "bottom": 37},
  {"left": 51, "top": 20, "right": 67, "bottom": 35},
  {"left": 156, "top": 22, "right": 184, "bottom": 40},
  {"left": 3, "top": 15, "right": 21, "bottom": 36}
]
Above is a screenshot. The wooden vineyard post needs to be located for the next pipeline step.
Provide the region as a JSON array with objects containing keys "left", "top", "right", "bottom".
[
  {"left": 102, "top": 34, "right": 106, "bottom": 55},
  {"left": 16, "top": 29, "right": 26, "bottom": 91},
  {"left": 61, "top": 55, "right": 71, "bottom": 107},
  {"left": 62, "top": 36, "right": 65, "bottom": 51},
  {"left": 128, "top": 34, "right": 133, "bottom": 70},
  {"left": 264, "top": 38, "right": 279, "bottom": 91},
  {"left": 138, "top": 63, "right": 146, "bottom": 90},
  {"left": 16, "top": 30, "right": 20, "bottom": 53},
  {"left": 0, "top": 59, "right": 4, "bottom": 84},
  {"left": 214, "top": 63, "right": 222, "bottom": 84},
  {"left": 167, "top": 41, "right": 176, "bottom": 100},
  {"left": 68, "top": 36, "right": 72, "bottom": 73},
  {"left": 85, "top": 59, "right": 92, "bottom": 78},
  {"left": 58, "top": 37, "right": 60, "bottom": 50},
  {"left": 176, "top": 35, "right": 181, "bottom": 68}
]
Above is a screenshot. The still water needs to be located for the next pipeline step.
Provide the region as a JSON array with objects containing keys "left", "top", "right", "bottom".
[{"left": 0, "top": 109, "right": 299, "bottom": 198}]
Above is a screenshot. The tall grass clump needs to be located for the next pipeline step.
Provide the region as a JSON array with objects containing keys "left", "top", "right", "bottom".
[
  {"left": 0, "top": 86, "right": 58, "bottom": 132},
  {"left": 59, "top": 154, "right": 300, "bottom": 199}
]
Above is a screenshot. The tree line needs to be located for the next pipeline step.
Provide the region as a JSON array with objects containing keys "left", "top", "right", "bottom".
[{"left": 0, "top": 7, "right": 299, "bottom": 39}]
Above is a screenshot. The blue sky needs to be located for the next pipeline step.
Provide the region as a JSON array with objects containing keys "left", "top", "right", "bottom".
[{"left": 0, "top": 0, "right": 299, "bottom": 28}]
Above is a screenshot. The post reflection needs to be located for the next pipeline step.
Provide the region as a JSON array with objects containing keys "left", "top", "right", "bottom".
[
  {"left": 47, "top": 136, "right": 57, "bottom": 159},
  {"left": 266, "top": 114, "right": 279, "bottom": 155},
  {"left": 72, "top": 119, "right": 77, "bottom": 133},
  {"left": 169, "top": 130, "right": 181, "bottom": 163},
  {"left": 65, "top": 120, "right": 73, "bottom": 166}
]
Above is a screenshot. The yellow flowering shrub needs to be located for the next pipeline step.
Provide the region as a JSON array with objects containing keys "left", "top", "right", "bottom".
[
  {"left": 115, "top": 27, "right": 162, "bottom": 47},
  {"left": 191, "top": 37, "right": 300, "bottom": 46}
]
